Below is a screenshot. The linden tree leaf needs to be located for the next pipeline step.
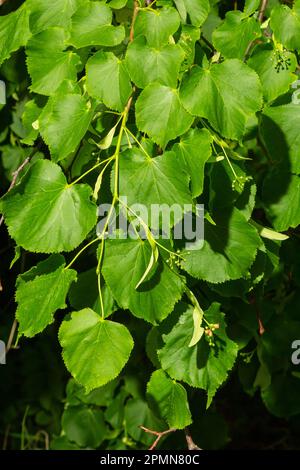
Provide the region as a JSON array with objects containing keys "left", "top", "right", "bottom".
[
  {"left": 212, "top": 10, "right": 261, "bottom": 60},
  {"left": 118, "top": 148, "right": 192, "bottom": 228},
  {"left": 68, "top": 1, "right": 125, "bottom": 48},
  {"left": 102, "top": 238, "right": 185, "bottom": 324},
  {"left": 270, "top": 1, "right": 300, "bottom": 51},
  {"left": 38, "top": 91, "right": 94, "bottom": 162},
  {"left": 0, "top": 5, "right": 31, "bottom": 66},
  {"left": 174, "top": 0, "right": 210, "bottom": 27},
  {"left": 21, "top": 99, "right": 42, "bottom": 145},
  {"left": 180, "top": 59, "right": 262, "bottom": 140},
  {"left": 86, "top": 51, "right": 132, "bottom": 112},
  {"left": 173, "top": 128, "right": 212, "bottom": 197},
  {"left": 125, "top": 37, "right": 184, "bottom": 89},
  {"left": 260, "top": 104, "right": 300, "bottom": 174},
  {"left": 59, "top": 308, "right": 134, "bottom": 392},
  {"left": 146, "top": 369, "right": 192, "bottom": 429},
  {"left": 157, "top": 303, "right": 238, "bottom": 406},
  {"left": 27, "top": 0, "right": 81, "bottom": 34},
  {"left": 136, "top": 83, "right": 193, "bottom": 147},
  {"left": 243, "top": 0, "right": 260, "bottom": 16},
  {"left": 16, "top": 254, "right": 76, "bottom": 337},
  {"left": 62, "top": 407, "right": 107, "bottom": 447},
  {"left": 134, "top": 6, "right": 180, "bottom": 48},
  {"left": 181, "top": 208, "right": 261, "bottom": 283},
  {"left": 26, "top": 27, "right": 81, "bottom": 96},
  {"left": 248, "top": 45, "right": 297, "bottom": 103},
  {"left": 0, "top": 160, "right": 97, "bottom": 253}
]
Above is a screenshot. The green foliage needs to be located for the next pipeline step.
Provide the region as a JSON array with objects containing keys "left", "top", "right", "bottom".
[{"left": 1, "top": 0, "right": 300, "bottom": 452}]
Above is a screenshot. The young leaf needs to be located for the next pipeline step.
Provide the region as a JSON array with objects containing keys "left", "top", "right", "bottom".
[
  {"left": 16, "top": 255, "right": 76, "bottom": 337},
  {"left": 180, "top": 59, "right": 262, "bottom": 140},
  {"left": 136, "top": 83, "right": 193, "bottom": 147},
  {"left": 146, "top": 369, "right": 192, "bottom": 429},
  {"left": 0, "top": 160, "right": 97, "bottom": 253},
  {"left": 59, "top": 309, "right": 134, "bottom": 392},
  {"left": 86, "top": 51, "right": 132, "bottom": 112}
]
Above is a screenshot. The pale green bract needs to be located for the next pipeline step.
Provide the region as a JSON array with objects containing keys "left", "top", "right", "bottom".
[
  {"left": 59, "top": 308, "right": 134, "bottom": 392},
  {"left": 0, "top": 160, "right": 97, "bottom": 253}
]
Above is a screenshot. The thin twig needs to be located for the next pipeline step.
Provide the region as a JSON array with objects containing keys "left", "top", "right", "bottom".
[
  {"left": 0, "top": 144, "right": 41, "bottom": 227},
  {"left": 184, "top": 427, "right": 202, "bottom": 450},
  {"left": 140, "top": 426, "right": 176, "bottom": 450},
  {"left": 258, "top": 0, "right": 269, "bottom": 23},
  {"left": 6, "top": 319, "right": 18, "bottom": 353},
  {"left": 130, "top": 1, "right": 139, "bottom": 42}
]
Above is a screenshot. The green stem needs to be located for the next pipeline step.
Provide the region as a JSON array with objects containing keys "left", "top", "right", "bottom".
[
  {"left": 95, "top": 98, "right": 133, "bottom": 313},
  {"left": 68, "top": 156, "right": 115, "bottom": 187},
  {"left": 65, "top": 237, "right": 99, "bottom": 270}
]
